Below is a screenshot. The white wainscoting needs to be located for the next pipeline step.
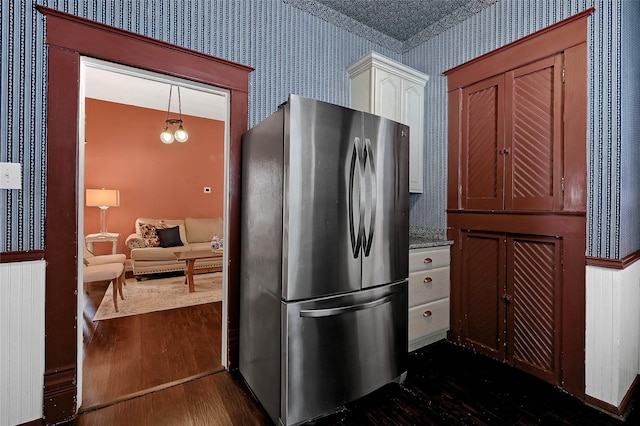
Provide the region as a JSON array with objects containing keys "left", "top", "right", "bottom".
[
  {"left": 0, "top": 260, "right": 46, "bottom": 425},
  {"left": 586, "top": 262, "right": 640, "bottom": 407}
]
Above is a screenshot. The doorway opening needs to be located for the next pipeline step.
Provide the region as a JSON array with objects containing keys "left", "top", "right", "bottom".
[{"left": 77, "top": 57, "right": 231, "bottom": 411}]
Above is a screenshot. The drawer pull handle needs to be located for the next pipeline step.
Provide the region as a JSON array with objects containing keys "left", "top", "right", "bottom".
[
  {"left": 423, "top": 277, "right": 432, "bottom": 283},
  {"left": 423, "top": 310, "right": 432, "bottom": 318},
  {"left": 423, "top": 258, "right": 433, "bottom": 264}
]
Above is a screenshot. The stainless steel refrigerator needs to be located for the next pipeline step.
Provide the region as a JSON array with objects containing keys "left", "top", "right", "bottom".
[{"left": 240, "top": 94, "right": 409, "bottom": 426}]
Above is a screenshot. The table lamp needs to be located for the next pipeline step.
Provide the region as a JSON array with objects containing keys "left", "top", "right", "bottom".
[{"left": 86, "top": 188, "right": 119, "bottom": 234}]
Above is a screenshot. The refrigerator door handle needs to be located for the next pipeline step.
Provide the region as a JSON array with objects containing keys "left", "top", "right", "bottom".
[
  {"left": 299, "top": 293, "right": 397, "bottom": 318},
  {"left": 363, "top": 138, "right": 377, "bottom": 257},
  {"left": 348, "top": 138, "right": 362, "bottom": 258}
]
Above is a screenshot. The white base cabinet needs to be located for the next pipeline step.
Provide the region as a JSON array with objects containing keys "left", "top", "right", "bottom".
[
  {"left": 408, "top": 246, "right": 451, "bottom": 351},
  {"left": 348, "top": 52, "right": 428, "bottom": 193}
]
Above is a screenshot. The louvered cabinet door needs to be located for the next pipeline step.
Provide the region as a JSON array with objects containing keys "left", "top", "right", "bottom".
[
  {"left": 460, "top": 231, "right": 506, "bottom": 359},
  {"left": 461, "top": 75, "right": 505, "bottom": 210},
  {"left": 505, "top": 54, "right": 564, "bottom": 211},
  {"left": 505, "top": 235, "right": 562, "bottom": 385}
]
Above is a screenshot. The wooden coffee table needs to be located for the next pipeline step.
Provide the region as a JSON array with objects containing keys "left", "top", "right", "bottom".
[{"left": 175, "top": 249, "right": 223, "bottom": 292}]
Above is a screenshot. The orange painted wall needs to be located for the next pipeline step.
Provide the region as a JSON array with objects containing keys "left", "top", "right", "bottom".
[{"left": 84, "top": 98, "right": 225, "bottom": 256}]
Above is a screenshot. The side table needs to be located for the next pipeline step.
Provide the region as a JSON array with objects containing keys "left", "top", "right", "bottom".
[{"left": 85, "top": 232, "right": 120, "bottom": 255}]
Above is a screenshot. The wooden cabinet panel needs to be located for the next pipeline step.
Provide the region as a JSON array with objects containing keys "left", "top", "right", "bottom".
[
  {"left": 461, "top": 76, "right": 504, "bottom": 210},
  {"left": 506, "top": 55, "right": 564, "bottom": 211},
  {"left": 506, "top": 235, "right": 562, "bottom": 384},
  {"left": 461, "top": 231, "right": 505, "bottom": 359}
]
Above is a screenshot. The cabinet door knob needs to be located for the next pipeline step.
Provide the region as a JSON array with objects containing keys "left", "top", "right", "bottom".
[
  {"left": 423, "top": 310, "right": 432, "bottom": 317},
  {"left": 423, "top": 257, "right": 432, "bottom": 264},
  {"left": 423, "top": 277, "right": 432, "bottom": 283}
]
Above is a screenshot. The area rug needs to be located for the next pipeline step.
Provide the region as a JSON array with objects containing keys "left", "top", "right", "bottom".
[{"left": 93, "top": 272, "right": 222, "bottom": 321}]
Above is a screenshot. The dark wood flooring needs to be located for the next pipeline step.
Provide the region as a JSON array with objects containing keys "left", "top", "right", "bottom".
[{"left": 77, "top": 281, "right": 639, "bottom": 425}]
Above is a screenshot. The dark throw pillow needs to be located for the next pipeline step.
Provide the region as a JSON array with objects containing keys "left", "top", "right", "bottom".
[{"left": 157, "top": 226, "right": 184, "bottom": 248}]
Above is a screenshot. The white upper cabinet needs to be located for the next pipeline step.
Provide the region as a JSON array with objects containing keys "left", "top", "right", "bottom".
[{"left": 348, "top": 52, "right": 429, "bottom": 193}]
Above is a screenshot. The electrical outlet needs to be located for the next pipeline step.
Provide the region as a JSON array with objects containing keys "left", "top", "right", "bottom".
[
  {"left": 204, "top": 187, "right": 211, "bottom": 194},
  {"left": 0, "top": 162, "right": 21, "bottom": 189}
]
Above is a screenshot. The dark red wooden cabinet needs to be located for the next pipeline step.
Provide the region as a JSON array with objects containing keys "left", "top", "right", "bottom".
[{"left": 445, "top": 10, "right": 591, "bottom": 398}]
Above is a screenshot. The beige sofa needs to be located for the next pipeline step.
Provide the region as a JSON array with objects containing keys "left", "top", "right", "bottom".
[{"left": 125, "top": 217, "right": 223, "bottom": 278}]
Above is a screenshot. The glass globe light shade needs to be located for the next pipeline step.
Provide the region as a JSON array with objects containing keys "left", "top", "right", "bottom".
[
  {"left": 174, "top": 125, "right": 189, "bottom": 143},
  {"left": 160, "top": 127, "right": 174, "bottom": 144}
]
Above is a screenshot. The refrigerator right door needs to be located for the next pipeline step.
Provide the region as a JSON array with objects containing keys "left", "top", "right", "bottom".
[{"left": 361, "top": 112, "right": 410, "bottom": 289}]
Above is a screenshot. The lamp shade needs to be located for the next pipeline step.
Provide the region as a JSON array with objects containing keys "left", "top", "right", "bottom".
[{"left": 86, "top": 189, "right": 120, "bottom": 207}]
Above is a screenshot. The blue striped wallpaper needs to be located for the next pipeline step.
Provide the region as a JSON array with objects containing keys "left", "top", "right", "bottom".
[
  {"left": 619, "top": 0, "right": 640, "bottom": 259},
  {"left": 0, "top": 0, "right": 636, "bottom": 259},
  {"left": 403, "top": 0, "right": 633, "bottom": 259}
]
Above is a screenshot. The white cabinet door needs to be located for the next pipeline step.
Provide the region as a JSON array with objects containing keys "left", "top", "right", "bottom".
[
  {"left": 402, "top": 81, "right": 425, "bottom": 193},
  {"left": 349, "top": 52, "right": 428, "bottom": 193},
  {"left": 373, "top": 68, "right": 402, "bottom": 122}
]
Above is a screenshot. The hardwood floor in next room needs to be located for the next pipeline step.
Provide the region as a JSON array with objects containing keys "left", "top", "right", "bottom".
[
  {"left": 74, "top": 327, "right": 640, "bottom": 425},
  {"left": 81, "top": 276, "right": 224, "bottom": 410}
]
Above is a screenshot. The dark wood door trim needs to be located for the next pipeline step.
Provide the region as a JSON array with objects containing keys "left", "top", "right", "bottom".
[
  {"left": 36, "top": 6, "right": 253, "bottom": 424},
  {"left": 444, "top": 8, "right": 594, "bottom": 88}
]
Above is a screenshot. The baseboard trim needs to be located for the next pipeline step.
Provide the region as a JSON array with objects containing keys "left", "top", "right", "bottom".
[
  {"left": 17, "top": 419, "right": 42, "bottom": 426},
  {"left": 0, "top": 250, "right": 45, "bottom": 263},
  {"left": 585, "top": 374, "right": 640, "bottom": 419},
  {"left": 586, "top": 250, "right": 640, "bottom": 269}
]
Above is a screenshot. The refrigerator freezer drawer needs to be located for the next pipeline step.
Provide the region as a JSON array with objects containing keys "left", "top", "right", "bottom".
[
  {"left": 408, "top": 298, "right": 450, "bottom": 342},
  {"left": 408, "top": 266, "right": 450, "bottom": 307},
  {"left": 282, "top": 281, "right": 408, "bottom": 426}
]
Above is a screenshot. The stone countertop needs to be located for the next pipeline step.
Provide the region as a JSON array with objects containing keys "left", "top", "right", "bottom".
[{"left": 409, "top": 234, "right": 453, "bottom": 249}]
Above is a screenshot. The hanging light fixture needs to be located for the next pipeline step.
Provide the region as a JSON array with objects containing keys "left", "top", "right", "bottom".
[{"left": 160, "top": 85, "right": 189, "bottom": 144}]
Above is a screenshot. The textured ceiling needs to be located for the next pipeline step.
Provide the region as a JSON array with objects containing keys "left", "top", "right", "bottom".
[
  {"left": 315, "top": 0, "right": 478, "bottom": 41},
  {"left": 291, "top": 0, "right": 499, "bottom": 52}
]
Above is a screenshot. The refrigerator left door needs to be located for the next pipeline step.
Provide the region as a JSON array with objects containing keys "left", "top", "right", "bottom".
[{"left": 283, "top": 95, "right": 363, "bottom": 301}]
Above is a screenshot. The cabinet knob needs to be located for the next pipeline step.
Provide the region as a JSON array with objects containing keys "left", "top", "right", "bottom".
[
  {"left": 423, "top": 277, "right": 432, "bottom": 283},
  {"left": 423, "top": 258, "right": 432, "bottom": 264},
  {"left": 423, "top": 310, "right": 432, "bottom": 318}
]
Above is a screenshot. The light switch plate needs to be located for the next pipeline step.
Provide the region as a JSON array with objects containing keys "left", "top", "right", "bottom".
[{"left": 0, "top": 162, "right": 22, "bottom": 189}]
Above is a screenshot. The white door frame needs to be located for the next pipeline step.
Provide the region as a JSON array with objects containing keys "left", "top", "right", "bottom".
[{"left": 76, "top": 56, "right": 231, "bottom": 408}]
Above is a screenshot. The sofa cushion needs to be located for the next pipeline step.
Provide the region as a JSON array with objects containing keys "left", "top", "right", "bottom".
[
  {"left": 139, "top": 222, "right": 166, "bottom": 247},
  {"left": 136, "top": 218, "right": 188, "bottom": 245},
  {"left": 157, "top": 226, "right": 184, "bottom": 248},
  {"left": 185, "top": 217, "right": 223, "bottom": 243},
  {"left": 136, "top": 218, "right": 187, "bottom": 244},
  {"left": 131, "top": 245, "right": 191, "bottom": 261}
]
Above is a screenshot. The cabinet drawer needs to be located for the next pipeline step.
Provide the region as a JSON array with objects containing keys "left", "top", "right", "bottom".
[
  {"left": 409, "top": 247, "right": 450, "bottom": 272},
  {"left": 408, "top": 266, "right": 450, "bottom": 307},
  {"left": 408, "top": 298, "right": 450, "bottom": 342}
]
